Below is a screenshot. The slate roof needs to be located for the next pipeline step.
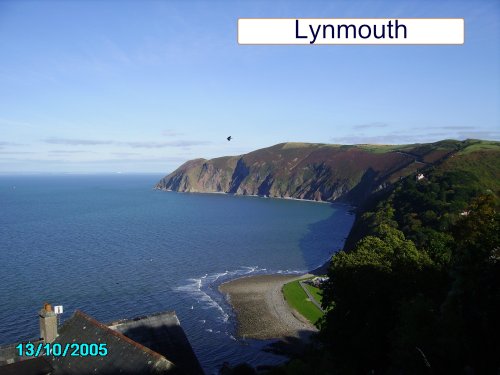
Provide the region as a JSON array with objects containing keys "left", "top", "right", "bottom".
[
  {"left": 108, "top": 311, "right": 204, "bottom": 375},
  {"left": 48, "top": 310, "right": 181, "bottom": 375}
]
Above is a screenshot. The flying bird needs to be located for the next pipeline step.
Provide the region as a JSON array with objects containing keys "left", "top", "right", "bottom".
[{"left": 227, "top": 136, "right": 232, "bottom": 141}]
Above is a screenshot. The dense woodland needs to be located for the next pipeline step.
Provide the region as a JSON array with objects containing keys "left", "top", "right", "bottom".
[{"left": 268, "top": 167, "right": 499, "bottom": 374}]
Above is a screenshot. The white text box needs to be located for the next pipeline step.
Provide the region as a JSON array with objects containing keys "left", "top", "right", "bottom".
[{"left": 238, "top": 18, "right": 464, "bottom": 45}]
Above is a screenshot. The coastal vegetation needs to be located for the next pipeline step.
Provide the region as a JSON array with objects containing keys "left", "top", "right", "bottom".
[
  {"left": 320, "top": 193, "right": 499, "bottom": 373},
  {"left": 303, "top": 153, "right": 498, "bottom": 373}
]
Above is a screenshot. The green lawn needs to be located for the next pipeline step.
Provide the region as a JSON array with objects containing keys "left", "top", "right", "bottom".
[{"left": 282, "top": 280, "right": 323, "bottom": 325}]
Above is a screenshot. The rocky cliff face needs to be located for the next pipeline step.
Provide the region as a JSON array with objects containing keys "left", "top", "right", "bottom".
[
  {"left": 155, "top": 140, "right": 498, "bottom": 204},
  {"left": 156, "top": 142, "right": 435, "bottom": 204}
]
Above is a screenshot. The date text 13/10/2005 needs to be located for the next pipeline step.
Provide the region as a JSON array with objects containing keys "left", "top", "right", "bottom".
[{"left": 16, "top": 342, "right": 108, "bottom": 357}]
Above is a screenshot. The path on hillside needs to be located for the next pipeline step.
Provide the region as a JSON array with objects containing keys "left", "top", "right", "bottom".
[
  {"left": 299, "top": 281, "right": 324, "bottom": 312},
  {"left": 394, "top": 151, "right": 431, "bottom": 165}
]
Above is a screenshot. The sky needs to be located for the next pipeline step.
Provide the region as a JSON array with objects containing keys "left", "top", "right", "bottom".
[{"left": 0, "top": 0, "right": 499, "bottom": 173}]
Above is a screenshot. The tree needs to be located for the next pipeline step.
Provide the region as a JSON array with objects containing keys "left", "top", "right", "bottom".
[{"left": 320, "top": 225, "right": 438, "bottom": 373}]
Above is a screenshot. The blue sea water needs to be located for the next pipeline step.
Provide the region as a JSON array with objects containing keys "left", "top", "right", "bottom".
[{"left": 0, "top": 174, "right": 354, "bottom": 374}]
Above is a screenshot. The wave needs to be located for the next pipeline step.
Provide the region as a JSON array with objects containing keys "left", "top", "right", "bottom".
[
  {"left": 173, "top": 273, "right": 231, "bottom": 323},
  {"left": 173, "top": 265, "right": 306, "bottom": 324}
]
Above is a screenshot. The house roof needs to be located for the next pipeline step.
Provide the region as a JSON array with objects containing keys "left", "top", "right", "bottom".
[
  {"left": 108, "top": 311, "right": 204, "bottom": 375},
  {"left": 48, "top": 310, "right": 181, "bottom": 375}
]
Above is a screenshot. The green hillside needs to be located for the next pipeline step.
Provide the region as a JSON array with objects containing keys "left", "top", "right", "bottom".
[{"left": 156, "top": 139, "right": 499, "bottom": 207}]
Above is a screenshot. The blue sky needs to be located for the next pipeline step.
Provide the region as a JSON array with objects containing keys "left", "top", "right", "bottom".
[{"left": 0, "top": 0, "right": 499, "bottom": 173}]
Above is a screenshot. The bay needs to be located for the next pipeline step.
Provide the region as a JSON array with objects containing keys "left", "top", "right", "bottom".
[{"left": 0, "top": 174, "right": 354, "bottom": 374}]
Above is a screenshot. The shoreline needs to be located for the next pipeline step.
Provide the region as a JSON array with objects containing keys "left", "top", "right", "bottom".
[
  {"left": 218, "top": 273, "right": 320, "bottom": 341},
  {"left": 154, "top": 187, "right": 355, "bottom": 206}
]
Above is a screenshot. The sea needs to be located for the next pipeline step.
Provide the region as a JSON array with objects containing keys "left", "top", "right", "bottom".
[{"left": 0, "top": 174, "right": 354, "bottom": 374}]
